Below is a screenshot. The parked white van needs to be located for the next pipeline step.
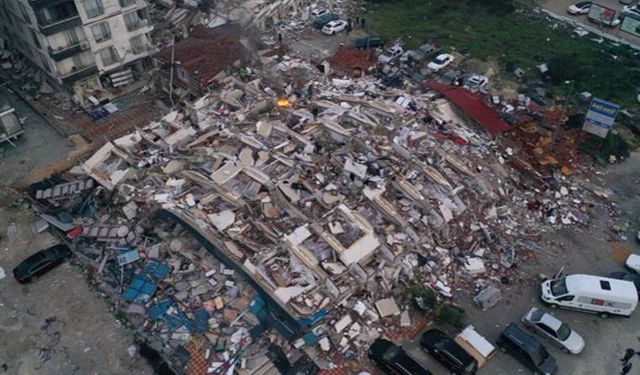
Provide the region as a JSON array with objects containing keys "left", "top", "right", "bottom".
[{"left": 540, "top": 274, "right": 638, "bottom": 318}]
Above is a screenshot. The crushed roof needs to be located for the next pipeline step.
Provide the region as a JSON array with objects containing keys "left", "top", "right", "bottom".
[
  {"left": 156, "top": 25, "right": 247, "bottom": 90},
  {"left": 425, "top": 81, "right": 510, "bottom": 136}
]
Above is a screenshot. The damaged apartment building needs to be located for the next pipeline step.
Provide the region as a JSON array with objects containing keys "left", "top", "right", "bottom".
[
  {"left": 30, "top": 51, "right": 604, "bottom": 372},
  {"left": 0, "top": 0, "right": 154, "bottom": 106}
]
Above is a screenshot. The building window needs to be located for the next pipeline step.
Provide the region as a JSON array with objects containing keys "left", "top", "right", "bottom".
[
  {"left": 71, "top": 54, "right": 83, "bottom": 69},
  {"left": 129, "top": 35, "right": 146, "bottom": 54},
  {"left": 99, "top": 46, "right": 119, "bottom": 67},
  {"left": 91, "top": 22, "right": 111, "bottom": 43},
  {"left": 119, "top": 0, "right": 136, "bottom": 7},
  {"left": 123, "top": 10, "right": 147, "bottom": 32},
  {"left": 63, "top": 28, "right": 81, "bottom": 46},
  {"left": 35, "top": 2, "right": 79, "bottom": 27},
  {"left": 30, "top": 29, "right": 42, "bottom": 49},
  {"left": 83, "top": 0, "right": 104, "bottom": 19}
]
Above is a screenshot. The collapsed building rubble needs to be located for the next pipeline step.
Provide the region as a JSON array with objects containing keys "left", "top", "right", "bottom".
[{"left": 27, "top": 49, "right": 609, "bottom": 372}]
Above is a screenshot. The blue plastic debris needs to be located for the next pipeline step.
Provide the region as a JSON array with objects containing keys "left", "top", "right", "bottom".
[
  {"left": 192, "top": 309, "right": 209, "bottom": 333},
  {"left": 303, "top": 332, "right": 318, "bottom": 345},
  {"left": 148, "top": 298, "right": 198, "bottom": 332},
  {"left": 122, "top": 273, "right": 157, "bottom": 303},
  {"left": 148, "top": 298, "right": 172, "bottom": 320},
  {"left": 298, "top": 310, "right": 328, "bottom": 327},
  {"left": 144, "top": 260, "right": 171, "bottom": 281}
]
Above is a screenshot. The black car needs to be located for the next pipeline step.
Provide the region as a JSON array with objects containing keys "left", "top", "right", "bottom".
[
  {"left": 13, "top": 244, "right": 71, "bottom": 283},
  {"left": 497, "top": 323, "right": 557, "bottom": 375},
  {"left": 355, "top": 35, "right": 384, "bottom": 49},
  {"left": 609, "top": 272, "right": 640, "bottom": 295},
  {"left": 420, "top": 329, "right": 478, "bottom": 375},
  {"left": 369, "top": 338, "right": 432, "bottom": 375}
]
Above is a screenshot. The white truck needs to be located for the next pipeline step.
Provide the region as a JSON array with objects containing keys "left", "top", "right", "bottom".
[{"left": 540, "top": 274, "right": 638, "bottom": 318}]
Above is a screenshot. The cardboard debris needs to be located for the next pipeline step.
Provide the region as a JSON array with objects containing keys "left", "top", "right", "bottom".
[{"left": 375, "top": 298, "right": 401, "bottom": 318}]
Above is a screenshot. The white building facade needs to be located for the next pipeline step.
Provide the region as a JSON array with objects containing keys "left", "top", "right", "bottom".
[{"left": 0, "top": 0, "right": 153, "bottom": 106}]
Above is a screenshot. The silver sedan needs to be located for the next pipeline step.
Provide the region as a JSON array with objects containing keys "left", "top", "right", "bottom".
[{"left": 522, "top": 307, "right": 585, "bottom": 354}]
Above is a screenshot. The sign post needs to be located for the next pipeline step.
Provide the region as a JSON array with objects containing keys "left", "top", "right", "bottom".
[{"left": 582, "top": 98, "right": 620, "bottom": 138}]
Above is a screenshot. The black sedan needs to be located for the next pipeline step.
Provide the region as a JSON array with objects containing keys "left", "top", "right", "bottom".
[
  {"left": 420, "top": 329, "right": 478, "bottom": 375},
  {"left": 369, "top": 338, "right": 432, "bottom": 375},
  {"left": 13, "top": 244, "right": 71, "bottom": 283},
  {"left": 609, "top": 272, "right": 640, "bottom": 295}
]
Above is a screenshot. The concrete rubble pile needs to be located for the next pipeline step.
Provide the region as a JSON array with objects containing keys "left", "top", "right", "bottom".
[
  {"left": 28, "top": 52, "right": 606, "bottom": 371},
  {"left": 0, "top": 49, "right": 76, "bottom": 111}
]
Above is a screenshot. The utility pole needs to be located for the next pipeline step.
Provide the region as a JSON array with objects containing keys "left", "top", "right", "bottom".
[{"left": 168, "top": 34, "right": 175, "bottom": 107}]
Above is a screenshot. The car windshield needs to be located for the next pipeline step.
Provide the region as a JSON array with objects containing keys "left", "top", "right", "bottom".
[
  {"left": 434, "top": 57, "right": 446, "bottom": 64},
  {"left": 530, "top": 309, "right": 544, "bottom": 321},
  {"left": 531, "top": 345, "right": 549, "bottom": 366},
  {"left": 550, "top": 277, "right": 568, "bottom": 296},
  {"left": 382, "top": 346, "right": 401, "bottom": 362},
  {"left": 557, "top": 323, "right": 571, "bottom": 341},
  {"left": 464, "top": 359, "right": 477, "bottom": 372}
]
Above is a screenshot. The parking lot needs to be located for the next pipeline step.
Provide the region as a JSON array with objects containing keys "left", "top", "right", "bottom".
[
  {"left": 537, "top": 0, "right": 640, "bottom": 47},
  {"left": 395, "top": 153, "right": 640, "bottom": 375}
]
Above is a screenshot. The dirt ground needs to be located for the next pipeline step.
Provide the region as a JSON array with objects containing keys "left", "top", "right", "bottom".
[
  {"left": 401, "top": 152, "right": 640, "bottom": 375},
  {"left": 0, "top": 202, "right": 153, "bottom": 375}
]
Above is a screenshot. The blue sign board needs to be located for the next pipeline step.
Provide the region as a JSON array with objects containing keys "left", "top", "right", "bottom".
[{"left": 583, "top": 98, "right": 619, "bottom": 138}]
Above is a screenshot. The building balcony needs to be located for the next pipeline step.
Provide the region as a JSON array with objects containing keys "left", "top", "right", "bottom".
[
  {"left": 38, "top": 15, "right": 82, "bottom": 36},
  {"left": 48, "top": 42, "right": 90, "bottom": 62},
  {"left": 29, "top": 0, "right": 71, "bottom": 10},
  {"left": 61, "top": 64, "right": 99, "bottom": 84}
]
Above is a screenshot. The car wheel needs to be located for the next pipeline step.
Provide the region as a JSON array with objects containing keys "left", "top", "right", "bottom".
[
  {"left": 562, "top": 347, "right": 571, "bottom": 354},
  {"left": 599, "top": 312, "right": 609, "bottom": 319},
  {"left": 549, "top": 303, "right": 557, "bottom": 309}
]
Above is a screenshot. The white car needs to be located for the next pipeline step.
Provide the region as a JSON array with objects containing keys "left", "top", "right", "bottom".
[
  {"left": 626, "top": 254, "right": 640, "bottom": 273},
  {"left": 427, "top": 53, "right": 455, "bottom": 72},
  {"left": 322, "top": 20, "right": 348, "bottom": 35},
  {"left": 464, "top": 74, "right": 488, "bottom": 90},
  {"left": 622, "top": 4, "right": 640, "bottom": 16},
  {"left": 378, "top": 45, "right": 404, "bottom": 64},
  {"left": 311, "top": 8, "right": 328, "bottom": 18},
  {"left": 567, "top": 1, "right": 592, "bottom": 15},
  {"left": 522, "top": 307, "right": 585, "bottom": 354}
]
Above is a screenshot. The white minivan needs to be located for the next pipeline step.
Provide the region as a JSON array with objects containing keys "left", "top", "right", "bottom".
[{"left": 540, "top": 274, "right": 638, "bottom": 318}]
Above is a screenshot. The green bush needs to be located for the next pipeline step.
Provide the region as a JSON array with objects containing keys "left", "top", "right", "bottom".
[
  {"left": 434, "top": 303, "right": 467, "bottom": 330},
  {"left": 579, "top": 133, "right": 630, "bottom": 161},
  {"left": 406, "top": 282, "right": 438, "bottom": 311}
]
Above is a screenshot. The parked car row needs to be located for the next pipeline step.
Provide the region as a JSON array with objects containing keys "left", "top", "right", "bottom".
[
  {"left": 310, "top": 7, "right": 352, "bottom": 36},
  {"left": 566, "top": 1, "right": 640, "bottom": 27},
  {"left": 369, "top": 268, "right": 640, "bottom": 375},
  {"left": 369, "top": 328, "right": 478, "bottom": 375}
]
